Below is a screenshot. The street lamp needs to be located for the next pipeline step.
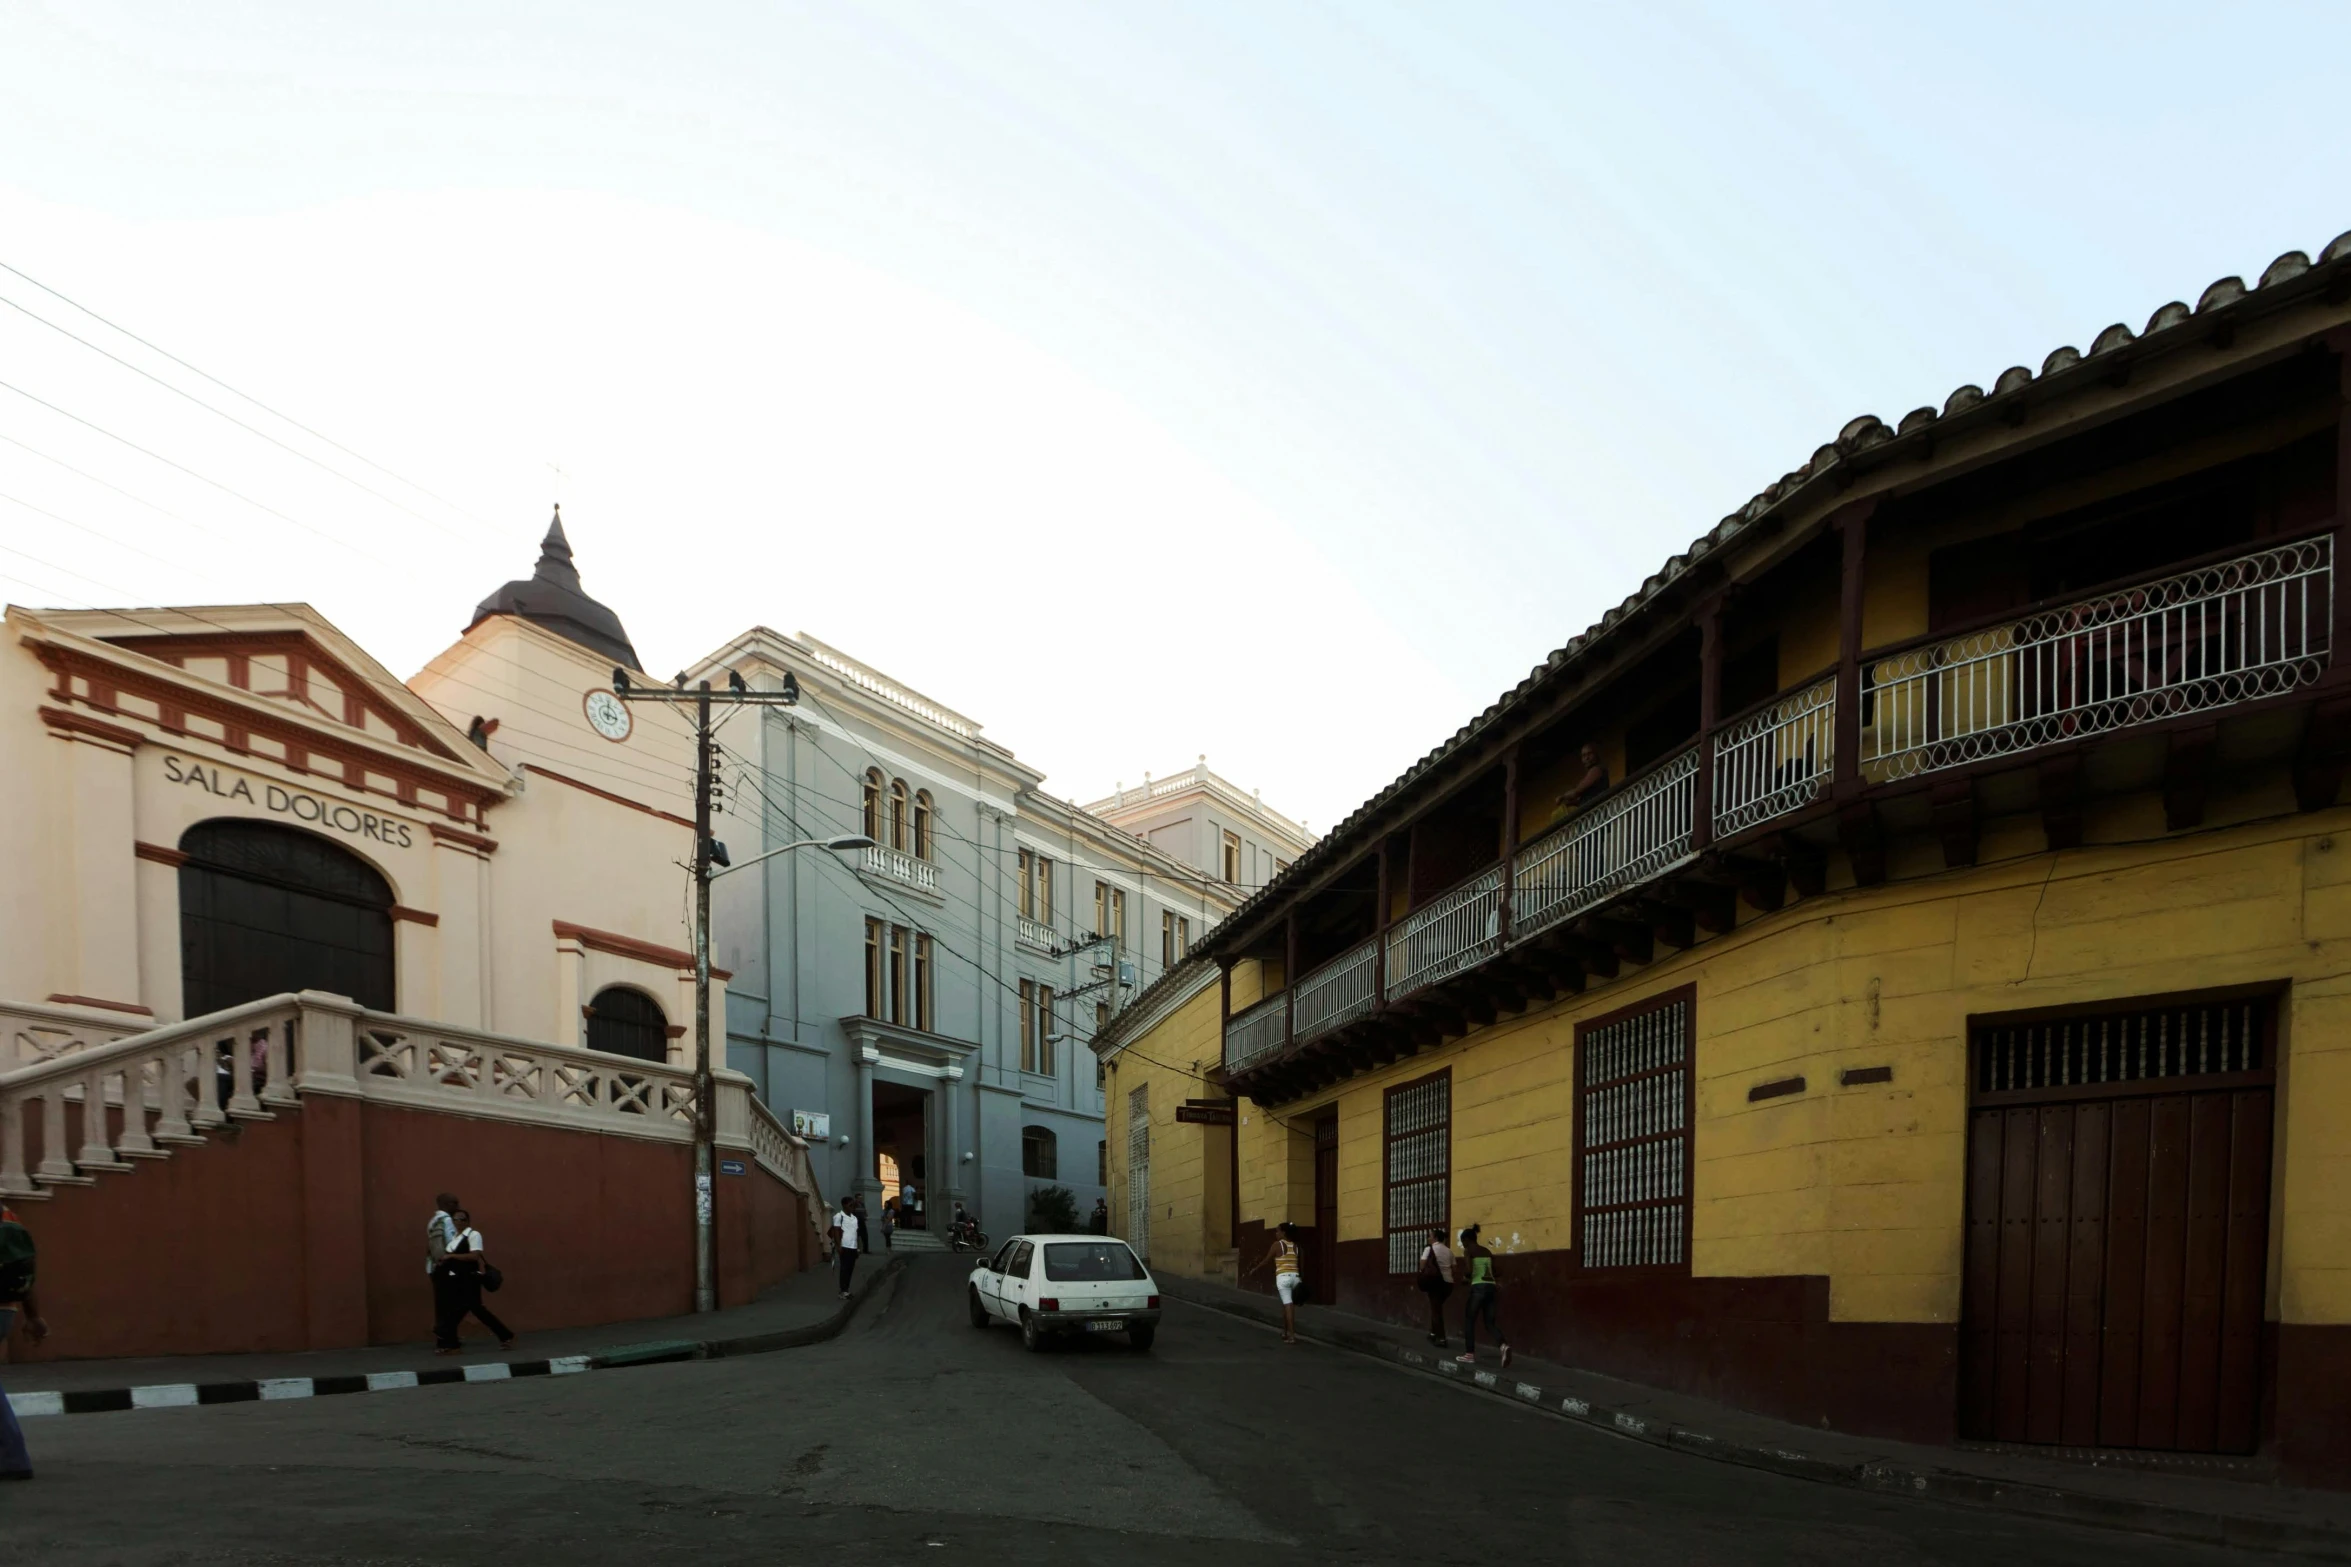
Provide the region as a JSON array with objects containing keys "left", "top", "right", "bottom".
[{"left": 709, "top": 834, "right": 874, "bottom": 877}]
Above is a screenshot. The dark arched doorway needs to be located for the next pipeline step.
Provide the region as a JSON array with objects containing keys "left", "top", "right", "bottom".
[
  {"left": 585, "top": 985, "right": 670, "bottom": 1061},
  {"left": 179, "top": 819, "right": 396, "bottom": 1017}
]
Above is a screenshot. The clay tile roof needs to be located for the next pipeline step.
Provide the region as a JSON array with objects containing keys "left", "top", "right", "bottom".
[{"left": 1202, "top": 226, "right": 2351, "bottom": 958}]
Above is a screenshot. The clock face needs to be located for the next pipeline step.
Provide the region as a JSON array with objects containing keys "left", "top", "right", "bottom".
[{"left": 583, "top": 688, "right": 633, "bottom": 742}]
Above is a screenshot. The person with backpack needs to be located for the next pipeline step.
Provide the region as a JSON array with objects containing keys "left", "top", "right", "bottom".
[
  {"left": 432, "top": 1207, "right": 516, "bottom": 1355},
  {"left": 1416, "top": 1226, "right": 1456, "bottom": 1347},
  {"left": 1, "top": 1202, "right": 48, "bottom": 1480}
]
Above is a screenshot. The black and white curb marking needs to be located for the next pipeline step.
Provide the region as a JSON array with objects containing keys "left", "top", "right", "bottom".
[
  {"left": 13, "top": 1354, "right": 602, "bottom": 1418},
  {"left": 1167, "top": 1288, "right": 2343, "bottom": 1558},
  {"left": 7, "top": 1256, "right": 908, "bottom": 1424}
]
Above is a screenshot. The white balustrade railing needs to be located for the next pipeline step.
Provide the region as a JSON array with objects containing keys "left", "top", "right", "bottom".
[
  {"left": 1223, "top": 992, "right": 1289, "bottom": 1072},
  {"left": 357, "top": 1012, "right": 699, "bottom": 1132},
  {"left": 3, "top": 1000, "right": 145, "bottom": 1070},
  {"left": 1294, "top": 938, "right": 1379, "bottom": 1042},
  {"left": 1386, "top": 866, "right": 1504, "bottom": 1002},
  {"left": 1017, "top": 915, "right": 1056, "bottom": 953},
  {"left": 1513, "top": 746, "right": 1698, "bottom": 942},
  {"left": 1864, "top": 536, "right": 2332, "bottom": 782},
  {"left": 1, "top": 996, "right": 299, "bottom": 1197},
  {"left": 1712, "top": 678, "right": 1835, "bottom": 838},
  {"left": 861, "top": 843, "right": 942, "bottom": 896},
  {"left": 0, "top": 992, "right": 809, "bottom": 1201}
]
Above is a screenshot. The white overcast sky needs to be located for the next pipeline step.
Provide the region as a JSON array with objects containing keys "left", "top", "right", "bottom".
[{"left": 1, "top": 3, "right": 2345, "bottom": 829}]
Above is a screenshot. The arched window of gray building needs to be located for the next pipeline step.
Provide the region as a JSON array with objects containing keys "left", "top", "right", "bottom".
[
  {"left": 862, "top": 769, "right": 883, "bottom": 841},
  {"left": 913, "top": 789, "right": 933, "bottom": 861},
  {"left": 1022, "top": 1125, "right": 1058, "bottom": 1180},
  {"left": 888, "top": 778, "right": 909, "bottom": 852},
  {"left": 586, "top": 985, "right": 669, "bottom": 1062},
  {"left": 178, "top": 819, "right": 394, "bottom": 1018}
]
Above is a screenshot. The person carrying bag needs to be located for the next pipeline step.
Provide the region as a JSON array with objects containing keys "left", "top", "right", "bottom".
[
  {"left": 1415, "top": 1227, "right": 1455, "bottom": 1348},
  {"left": 432, "top": 1209, "right": 517, "bottom": 1355}
]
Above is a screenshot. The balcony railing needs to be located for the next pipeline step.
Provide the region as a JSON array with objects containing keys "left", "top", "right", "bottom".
[
  {"left": 1387, "top": 866, "right": 1503, "bottom": 1001},
  {"left": 1294, "top": 937, "right": 1379, "bottom": 1042},
  {"left": 1515, "top": 746, "right": 1698, "bottom": 943},
  {"left": 1864, "top": 535, "right": 2332, "bottom": 782},
  {"left": 861, "top": 844, "right": 941, "bottom": 896},
  {"left": 1016, "top": 915, "right": 1055, "bottom": 953},
  {"left": 1220, "top": 535, "right": 2339, "bottom": 1079},
  {"left": 1712, "top": 677, "right": 1835, "bottom": 838},
  {"left": 1224, "top": 993, "right": 1288, "bottom": 1073}
]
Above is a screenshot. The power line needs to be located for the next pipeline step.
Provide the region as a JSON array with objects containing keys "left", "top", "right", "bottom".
[
  {"left": 0, "top": 289, "right": 472, "bottom": 544},
  {"left": 0, "top": 377, "right": 397, "bottom": 570},
  {"left": 0, "top": 256, "right": 492, "bottom": 528}
]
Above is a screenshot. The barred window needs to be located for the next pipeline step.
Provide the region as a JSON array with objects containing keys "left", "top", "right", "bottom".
[
  {"left": 1577, "top": 991, "right": 1690, "bottom": 1269},
  {"left": 1384, "top": 1070, "right": 1450, "bottom": 1274},
  {"left": 1973, "top": 996, "right": 2268, "bottom": 1095}
]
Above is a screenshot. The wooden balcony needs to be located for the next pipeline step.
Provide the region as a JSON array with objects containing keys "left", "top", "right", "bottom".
[{"left": 1221, "top": 536, "right": 2339, "bottom": 1102}]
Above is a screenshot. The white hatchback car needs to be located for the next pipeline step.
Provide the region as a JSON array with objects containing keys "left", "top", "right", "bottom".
[{"left": 968, "top": 1233, "right": 1163, "bottom": 1351}]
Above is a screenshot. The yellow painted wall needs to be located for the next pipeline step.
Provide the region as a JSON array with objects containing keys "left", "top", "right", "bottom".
[
  {"left": 1104, "top": 960, "right": 1264, "bottom": 1276},
  {"left": 1207, "top": 807, "right": 2351, "bottom": 1330}
]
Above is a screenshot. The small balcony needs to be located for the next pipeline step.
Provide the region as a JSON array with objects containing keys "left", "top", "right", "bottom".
[
  {"left": 1222, "top": 535, "right": 2335, "bottom": 1097},
  {"left": 861, "top": 844, "right": 940, "bottom": 898},
  {"left": 1016, "top": 915, "right": 1056, "bottom": 954}
]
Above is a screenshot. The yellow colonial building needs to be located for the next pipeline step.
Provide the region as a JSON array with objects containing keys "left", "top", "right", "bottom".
[{"left": 1099, "top": 231, "right": 2351, "bottom": 1488}]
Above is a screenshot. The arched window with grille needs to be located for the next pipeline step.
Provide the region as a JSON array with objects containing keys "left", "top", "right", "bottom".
[
  {"left": 862, "top": 770, "right": 883, "bottom": 841},
  {"left": 178, "top": 819, "right": 395, "bottom": 1017},
  {"left": 586, "top": 985, "right": 670, "bottom": 1062},
  {"left": 913, "top": 790, "right": 934, "bottom": 861},
  {"left": 889, "top": 778, "right": 909, "bottom": 852},
  {"left": 1022, "top": 1125, "right": 1059, "bottom": 1179}
]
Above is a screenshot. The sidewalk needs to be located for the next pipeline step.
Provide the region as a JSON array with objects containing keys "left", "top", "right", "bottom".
[
  {"left": 1159, "top": 1272, "right": 2351, "bottom": 1558},
  {"left": 3, "top": 1254, "right": 902, "bottom": 1408}
]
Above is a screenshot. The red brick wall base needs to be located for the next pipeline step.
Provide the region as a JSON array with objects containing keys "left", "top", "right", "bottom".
[{"left": 6, "top": 1092, "right": 813, "bottom": 1363}]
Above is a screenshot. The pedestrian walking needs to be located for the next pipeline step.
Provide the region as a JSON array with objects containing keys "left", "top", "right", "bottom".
[
  {"left": 879, "top": 1199, "right": 896, "bottom": 1252},
  {"left": 1, "top": 1203, "right": 46, "bottom": 1480},
  {"left": 425, "top": 1191, "right": 461, "bottom": 1344},
  {"left": 1453, "top": 1223, "right": 1510, "bottom": 1369},
  {"left": 432, "top": 1208, "right": 516, "bottom": 1355},
  {"left": 1416, "top": 1226, "right": 1456, "bottom": 1347},
  {"left": 833, "top": 1196, "right": 863, "bottom": 1298},
  {"left": 1088, "top": 1197, "right": 1110, "bottom": 1235},
  {"left": 1253, "top": 1221, "right": 1305, "bottom": 1346}
]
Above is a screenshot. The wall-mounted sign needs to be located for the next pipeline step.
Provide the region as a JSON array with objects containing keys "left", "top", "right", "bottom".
[
  {"left": 162, "top": 754, "right": 418, "bottom": 848},
  {"left": 1175, "top": 1104, "right": 1235, "bottom": 1126},
  {"left": 792, "top": 1109, "right": 831, "bottom": 1140},
  {"left": 719, "top": 1158, "right": 747, "bottom": 1176}
]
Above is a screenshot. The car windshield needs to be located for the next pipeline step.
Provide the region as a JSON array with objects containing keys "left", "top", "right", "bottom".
[{"left": 1041, "top": 1242, "right": 1148, "bottom": 1282}]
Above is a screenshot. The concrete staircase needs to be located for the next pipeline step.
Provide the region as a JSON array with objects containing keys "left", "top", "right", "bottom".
[{"left": 888, "top": 1227, "right": 947, "bottom": 1253}]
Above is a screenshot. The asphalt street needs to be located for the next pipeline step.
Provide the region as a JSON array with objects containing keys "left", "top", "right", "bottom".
[{"left": 1, "top": 1255, "right": 2286, "bottom": 1565}]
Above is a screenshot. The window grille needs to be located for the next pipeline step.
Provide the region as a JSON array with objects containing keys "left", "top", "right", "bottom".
[
  {"left": 1578, "top": 993, "right": 1689, "bottom": 1269},
  {"left": 1384, "top": 1071, "right": 1450, "bottom": 1274},
  {"left": 1973, "top": 997, "right": 2268, "bottom": 1094},
  {"left": 1126, "top": 1084, "right": 1151, "bottom": 1257}
]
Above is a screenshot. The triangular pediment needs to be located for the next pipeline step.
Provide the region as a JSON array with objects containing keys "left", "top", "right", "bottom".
[{"left": 22, "top": 604, "right": 493, "bottom": 775}]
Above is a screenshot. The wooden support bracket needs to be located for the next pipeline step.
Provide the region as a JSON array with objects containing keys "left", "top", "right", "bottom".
[
  {"left": 2164, "top": 723, "right": 2216, "bottom": 831},
  {"left": 1931, "top": 777, "right": 1978, "bottom": 869},
  {"left": 1837, "top": 803, "right": 1886, "bottom": 887},
  {"left": 2037, "top": 751, "right": 2083, "bottom": 851}
]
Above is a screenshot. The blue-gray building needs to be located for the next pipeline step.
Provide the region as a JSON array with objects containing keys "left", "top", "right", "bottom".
[{"left": 695, "top": 630, "right": 1310, "bottom": 1239}]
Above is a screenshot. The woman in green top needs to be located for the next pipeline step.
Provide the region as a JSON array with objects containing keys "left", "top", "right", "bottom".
[{"left": 1454, "top": 1223, "right": 1510, "bottom": 1369}]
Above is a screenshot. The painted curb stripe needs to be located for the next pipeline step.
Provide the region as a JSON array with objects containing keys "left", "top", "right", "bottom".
[
  {"left": 130, "top": 1384, "right": 198, "bottom": 1409},
  {"left": 1159, "top": 1285, "right": 2349, "bottom": 1556},
  {"left": 6, "top": 1258, "right": 903, "bottom": 1421}
]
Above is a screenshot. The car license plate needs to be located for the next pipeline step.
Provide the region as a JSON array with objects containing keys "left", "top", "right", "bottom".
[{"left": 1085, "top": 1319, "right": 1126, "bottom": 1333}]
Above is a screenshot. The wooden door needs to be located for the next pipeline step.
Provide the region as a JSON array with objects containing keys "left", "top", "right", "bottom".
[
  {"left": 1959, "top": 997, "right": 2274, "bottom": 1453},
  {"left": 1312, "top": 1113, "right": 1339, "bottom": 1300}
]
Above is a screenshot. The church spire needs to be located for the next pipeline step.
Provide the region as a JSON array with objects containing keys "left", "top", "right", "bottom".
[{"left": 466, "top": 504, "right": 643, "bottom": 671}]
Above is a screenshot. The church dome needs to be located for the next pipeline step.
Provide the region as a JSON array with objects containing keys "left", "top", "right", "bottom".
[{"left": 469, "top": 506, "right": 643, "bottom": 672}]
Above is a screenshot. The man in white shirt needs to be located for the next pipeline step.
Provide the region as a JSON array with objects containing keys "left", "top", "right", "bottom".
[
  {"left": 832, "top": 1198, "right": 863, "bottom": 1298},
  {"left": 425, "top": 1193, "right": 460, "bottom": 1341}
]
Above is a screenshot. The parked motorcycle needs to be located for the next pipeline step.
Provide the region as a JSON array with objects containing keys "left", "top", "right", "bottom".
[{"left": 948, "top": 1218, "right": 989, "bottom": 1252}]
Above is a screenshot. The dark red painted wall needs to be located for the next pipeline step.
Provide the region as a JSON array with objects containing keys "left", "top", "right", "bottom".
[
  {"left": 4, "top": 1093, "right": 812, "bottom": 1363},
  {"left": 1230, "top": 1224, "right": 2347, "bottom": 1486}
]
